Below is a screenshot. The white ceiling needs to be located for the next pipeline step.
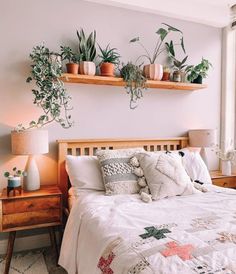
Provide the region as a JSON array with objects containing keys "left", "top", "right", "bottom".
[{"left": 84, "top": 0, "right": 235, "bottom": 27}]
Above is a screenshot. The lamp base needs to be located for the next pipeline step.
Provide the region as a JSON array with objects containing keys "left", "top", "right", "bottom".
[{"left": 24, "top": 155, "right": 40, "bottom": 191}]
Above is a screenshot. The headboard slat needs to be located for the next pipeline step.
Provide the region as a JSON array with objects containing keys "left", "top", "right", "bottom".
[{"left": 57, "top": 137, "right": 189, "bottom": 207}]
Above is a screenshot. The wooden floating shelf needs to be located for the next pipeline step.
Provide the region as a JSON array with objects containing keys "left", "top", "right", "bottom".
[{"left": 60, "top": 73, "right": 207, "bottom": 91}]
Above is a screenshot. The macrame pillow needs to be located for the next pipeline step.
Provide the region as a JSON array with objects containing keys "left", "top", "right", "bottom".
[
  {"left": 96, "top": 148, "right": 144, "bottom": 195},
  {"left": 136, "top": 152, "right": 201, "bottom": 200}
]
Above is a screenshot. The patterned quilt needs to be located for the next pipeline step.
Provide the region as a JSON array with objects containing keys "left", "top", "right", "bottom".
[{"left": 59, "top": 185, "right": 236, "bottom": 274}]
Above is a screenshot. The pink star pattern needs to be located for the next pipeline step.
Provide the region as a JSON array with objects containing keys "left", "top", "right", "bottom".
[{"left": 161, "top": 241, "right": 194, "bottom": 261}]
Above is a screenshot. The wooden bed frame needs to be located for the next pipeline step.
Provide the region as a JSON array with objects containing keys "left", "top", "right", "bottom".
[{"left": 57, "top": 137, "right": 189, "bottom": 207}]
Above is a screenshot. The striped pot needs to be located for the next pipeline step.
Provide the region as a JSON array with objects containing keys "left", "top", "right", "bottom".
[
  {"left": 79, "top": 61, "right": 96, "bottom": 76},
  {"left": 143, "top": 64, "right": 163, "bottom": 80}
]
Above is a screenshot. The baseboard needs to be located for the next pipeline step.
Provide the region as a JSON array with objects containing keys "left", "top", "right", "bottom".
[{"left": 0, "top": 233, "right": 51, "bottom": 255}]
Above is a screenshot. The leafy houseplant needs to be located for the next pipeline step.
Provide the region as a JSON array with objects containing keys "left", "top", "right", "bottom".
[
  {"left": 171, "top": 56, "right": 188, "bottom": 82},
  {"left": 61, "top": 46, "right": 81, "bottom": 74},
  {"left": 162, "top": 66, "right": 171, "bottom": 81},
  {"left": 98, "top": 44, "right": 120, "bottom": 77},
  {"left": 130, "top": 23, "right": 185, "bottom": 80},
  {"left": 25, "top": 44, "right": 73, "bottom": 130},
  {"left": 77, "top": 28, "right": 97, "bottom": 75},
  {"left": 4, "top": 167, "right": 26, "bottom": 188},
  {"left": 120, "top": 62, "right": 147, "bottom": 109},
  {"left": 186, "top": 58, "right": 212, "bottom": 84}
]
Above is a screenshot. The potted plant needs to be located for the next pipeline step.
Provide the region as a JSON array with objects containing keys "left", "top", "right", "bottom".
[
  {"left": 4, "top": 167, "right": 25, "bottom": 188},
  {"left": 186, "top": 58, "right": 212, "bottom": 84},
  {"left": 25, "top": 44, "right": 73, "bottom": 130},
  {"left": 60, "top": 46, "right": 81, "bottom": 74},
  {"left": 77, "top": 28, "right": 97, "bottom": 76},
  {"left": 120, "top": 62, "right": 146, "bottom": 109},
  {"left": 130, "top": 23, "right": 185, "bottom": 80},
  {"left": 171, "top": 56, "right": 188, "bottom": 82},
  {"left": 162, "top": 66, "right": 171, "bottom": 81},
  {"left": 98, "top": 44, "right": 120, "bottom": 77}
]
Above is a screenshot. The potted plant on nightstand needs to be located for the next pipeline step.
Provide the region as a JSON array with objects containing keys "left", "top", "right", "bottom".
[
  {"left": 4, "top": 167, "right": 25, "bottom": 195},
  {"left": 186, "top": 58, "right": 212, "bottom": 84},
  {"left": 60, "top": 46, "right": 81, "bottom": 74},
  {"left": 98, "top": 44, "right": 120, "bottom": 77},
  {"left": 77, "top": 28, "right": 97, "bottom": 75},
  {"left": 130, "top": 23, "right": 185, "bottom": 80}
]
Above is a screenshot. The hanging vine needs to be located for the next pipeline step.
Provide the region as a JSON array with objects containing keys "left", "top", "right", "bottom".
[{"left": 17, "top": 44, "right": 73, "bottom": 131}]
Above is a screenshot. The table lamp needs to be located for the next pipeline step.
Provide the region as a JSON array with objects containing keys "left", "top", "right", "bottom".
[
  {"left": 11, "top": 129, "right": 49, "bottom": 191},
  {"left": 188, "top": 129, "right": 217, "bottom": 168}
]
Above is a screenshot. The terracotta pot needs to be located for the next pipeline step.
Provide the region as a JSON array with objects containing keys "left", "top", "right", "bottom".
[
  {"left": 162, "top": 72, "right": 170, "bottom": 81},
  {"left": 79, "top": 61, "right": 96, "bottom": 76},
  {"left": 172, "top": 71, "right": 181, "bottom": 82},
  {"left": 100, "top": 62, "right": 115, "bottom": 77},
  {"left": 66, "top": 63, "right": 79, "bottom": 74},
  {"left": 143, "top": 64, "right": 163, "bottom": 80}
]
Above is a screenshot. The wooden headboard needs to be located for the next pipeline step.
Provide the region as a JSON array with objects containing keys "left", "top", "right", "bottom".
[{"left": 57, "top": 137, "right": 188, "bottom": 206}]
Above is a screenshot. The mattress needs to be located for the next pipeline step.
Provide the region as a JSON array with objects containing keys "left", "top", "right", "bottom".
[{"left": 60, "top": 185, "right": 236, "bottom": 274}]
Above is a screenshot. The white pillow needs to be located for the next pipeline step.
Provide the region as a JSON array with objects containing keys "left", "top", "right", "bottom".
[
  {"left": 136, "top": 152, "right": 200, "bottom": 200},
  {"left": 180, "top": 148, "right": 212, "bottom": 184},
  {"left": 66, "top": 155, "right": 104, "bottom": 191}
]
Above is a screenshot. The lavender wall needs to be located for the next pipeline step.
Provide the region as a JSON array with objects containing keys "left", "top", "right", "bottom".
[{"left": 0, "top": 0, "right": 222, "bottom": 188}]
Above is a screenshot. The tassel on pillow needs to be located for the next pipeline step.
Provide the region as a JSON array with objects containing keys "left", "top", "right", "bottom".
[{"left": 141, "top": 192, "right": 152, "bottom": 203}]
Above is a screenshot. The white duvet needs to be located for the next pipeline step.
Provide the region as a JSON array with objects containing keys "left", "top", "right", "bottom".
[{"left": 59, "top": 185, "right": 236, "bottom": 274}]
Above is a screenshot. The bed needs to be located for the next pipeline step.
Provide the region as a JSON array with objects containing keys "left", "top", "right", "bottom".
[{"left": 58, "top": 138, "right": 236, "bottom": 274}]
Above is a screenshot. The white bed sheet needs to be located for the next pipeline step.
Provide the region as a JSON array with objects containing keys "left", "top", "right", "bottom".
[
  {"left": 68, "top": 187, "right": 105, "bottom": 210},
  {"left": 60, "top": 185, "right": 236, "bottom": 274}
]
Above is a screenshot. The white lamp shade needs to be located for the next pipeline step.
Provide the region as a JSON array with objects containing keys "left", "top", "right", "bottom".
[
  {"left": 11, "top": 129, "right": 49, "bottom": 155},
  {"left": 188, "top": 129, "right": 217, "bottom": 148}
]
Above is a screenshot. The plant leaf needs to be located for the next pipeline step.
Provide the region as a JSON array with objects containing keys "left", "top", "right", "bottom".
[
  {"left": 162, "top": 23, "right": 182, "bottom": 33},
  {"left": 156, "top": 28, "right": 168, "bottom": 41},
  {"left": 130, "top": 37, "right": 139, "bottom": 43},
  {"left": 181, "top": 37, "right": 186, "bottom": 54}
]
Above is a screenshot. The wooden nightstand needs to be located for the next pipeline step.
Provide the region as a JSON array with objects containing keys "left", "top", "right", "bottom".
[
  {"left": 210, "top": 171, "right": 236, "bottom": 188},
  {"left": 0, "top": 185, "right": 62, "bottom": 274}
]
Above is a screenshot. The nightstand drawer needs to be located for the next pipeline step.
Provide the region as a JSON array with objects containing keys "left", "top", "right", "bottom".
[
  {"left": 2, "top": 196, "right": 60, "bottom": 214},
  {"left": 2, "top": 208, "right": 61, "bottom": 230},
  {"left": 212, "top": 177, "right": 236, "bottom": 188}
]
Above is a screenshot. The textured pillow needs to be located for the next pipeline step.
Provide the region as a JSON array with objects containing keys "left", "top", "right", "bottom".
[
  {"left": 66, "top": 155, "right": 104, "bottom": 191},
  {"left": 136, "top": 152, "right": 200, "bottom": 200},
  {"left": 96, "top": 148, "right": 144, "bottom": 195},
  {"left": 179, "top": 148, "right": 212, "bottom": 184}
]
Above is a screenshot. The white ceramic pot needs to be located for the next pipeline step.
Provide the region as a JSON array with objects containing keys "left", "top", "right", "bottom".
[
  {"left": 143, "top": 64, "right": 163, "bottom": 80},
  {"left": 79, "top": 61, "right": 96, "bottom": 76},
  {"left": 221, "top": 160, "right": 231, "bottom": 176}
]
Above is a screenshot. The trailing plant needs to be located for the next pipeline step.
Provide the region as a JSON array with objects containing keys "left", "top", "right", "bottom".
[
  {"left": 22, "top": 44, "right": 73, "bottom": 131},
  {"left": 120, "top": 62, "right": 147, "bottom": 109},
  {"left": 130, "top": 23, "right": 185, "bottom": 64},
  {"left": 77, "top": 28, "right": 96, "bottom": 62},
  {"left": 186, "top": 58, "right": 212, "bottom": 82},
  {"left": 4, "top": 167, "right": 26, "bottom": 178},
  {"left": 98, "top": 44, "right": 120, "bottom": 65},
  {"left": 60, "top": 46, "right": 81, "bottom": 63}
]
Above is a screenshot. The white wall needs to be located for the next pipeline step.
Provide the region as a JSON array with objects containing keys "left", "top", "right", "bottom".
[{"left": 0, "top": 0, "right": 222, "bottom": 189}]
